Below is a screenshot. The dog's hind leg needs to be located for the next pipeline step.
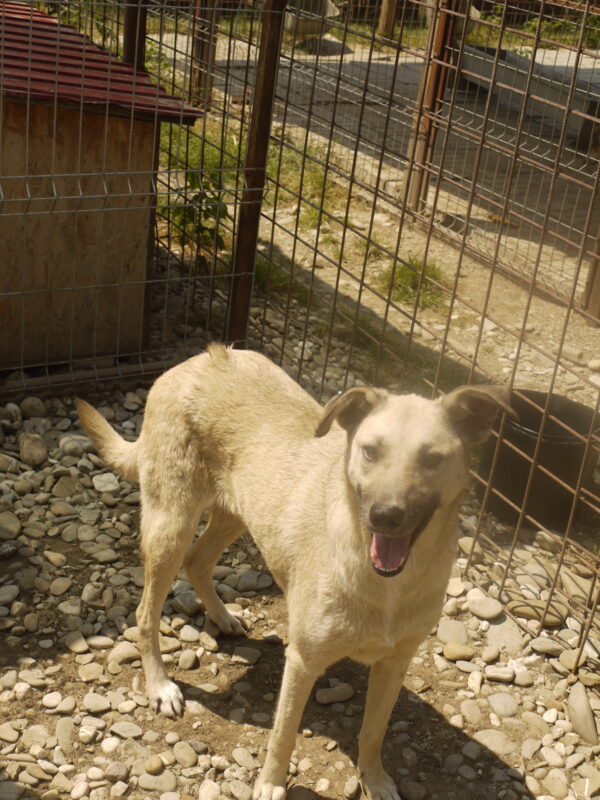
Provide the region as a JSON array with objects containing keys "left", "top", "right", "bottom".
[
  {"left": 136, "top": 495, "right": 207, "bottom": 717},
  {"left": 183, "top": 507, "right": 247, "bottom": 635}
]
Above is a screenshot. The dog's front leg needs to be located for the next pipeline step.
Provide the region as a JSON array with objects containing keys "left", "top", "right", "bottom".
[
  {"left": 253, "top": 646, "right": 321, "bottom": 800},
  {"left": 357, "top": 645, "right": 420, "bottom": 800}
]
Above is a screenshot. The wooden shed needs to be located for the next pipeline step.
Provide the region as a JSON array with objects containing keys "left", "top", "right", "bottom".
[{"left": 0, "top": 1, "right": 200, "bottom": 368}]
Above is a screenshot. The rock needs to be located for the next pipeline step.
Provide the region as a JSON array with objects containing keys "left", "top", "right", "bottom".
[
  {"left": 507, "top": 598, "right": 567, "bottom": 627},
  {"left": 443, "top": 643, "right": 476, "bottom": 662},
  {"left": 436, "top": 619, "right": 469, "bottom": 645},
  {"left": 530, "top": 636, "right": 564, "bottom": 657},
  {"left": 559, "top": 648, "right": 586, "bottom": 671},
  {"left": 79, "top": 662, "right": 103, "bottom": 682},
  {"left": 44, "top": 550, "right": 67, "bottom": 568},
  {"left": 138, "top": 772, "right": 177, "bottom": 792},
  {"left": 19, "top": 433, "right": 48, "bottom": 466},
  {"left": 343, "top": 776, "right": 359, "bottom": 799},
  {"left": 0, "top": 722, "right": 20, "bottom": 742},
  {"left": 446, "top": 577, "right": 465, "bottom": 597},
  {"left": 172, "top": 741, "right": 197, "bottom": 767},
  {"left": 93, "top": 547, "right": 118, "bottom": 564},
  {"left": 92, "top": 473, "right": 120, "bottom": 493},
  {"left": 460, "top": 699, "right": 483, "bottom": 726},
  {"left": 520, "top": 711, "right": 550, "bottom": 736},
  {"left": 231, "top": 646, "right": 261, "bottom": 665},
  {"left": 487, "top": 692, "right": 519, "bottom": 717},
  {"left": 198, "top": 780, "right": 220, "bottom": 800},
  {"left": 230, "top": 780, "right": 252, "bottom": 800},
  {"left": 541, "top": 768, "right": 569, "bottom": 799},
  {"left": 467, "top": 596, "right": 503, "bottom": 621},
  {"left": 64, "top": 631, "right": 89, "bottom": 653},
  {"left": 232, "top": 747, "right": 258, "bottom": 769},
  {"left": 0, "top": 511, "right": 21, "bottom": 540},
  {"left": 567, "top": 681, "right": 598, "bottom": 744},
  {"left": 110, "top": 721, "right": 143, "bottom": 739},
  {"left": 178, "top": 649, "right": 198, "bottom": 670},
  {"left": 398, "top": 780, "right": 427, "bottom": 800},
  {"left": 0, "top": 584, "right": 19, "bottom": 605},
  {"left": 144, "top": 756, "right": 164, "bottom": 775},
  {"left": 472, "top": 729, "right": 514, "bottom": 756},
  {"left": 179, "top": 624, "right": 200, "bottom": 643},
  {"left": 83, "top": 692, "right": 111, "bottom": 713},
  {"left": 481, "top": 645, "right": 499, "bottom": 663},
  {"left": 49, "top": 577, "right": 72, "bottom": 596},
  {"left": 42, "top": 691, "right": 62, "bottom": 709},
  {"left": 485, "top": 615, "right": 524, "bottom": 654},
  {"left": 107, "top": 642, "right": 140, "bottom": 665},
  {"left": 484, "top": 665, "right": 514, "bottom": 683},
  {"left": 58, "top": 598, "right": 82, "bottom": 616},
  {"left": 315, "top": 683, "right": 354, "bottom": 704}
]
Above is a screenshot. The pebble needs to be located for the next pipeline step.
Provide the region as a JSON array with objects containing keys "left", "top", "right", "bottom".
[
  {"left": 109, "top": 721, "right": 143, "bottom": 739},
  {"left": 199, "top": 780, "right": 221, "bottom": 800},
  {"left": 484, "top": 665, "right": 515, "bottom": 683},
  {"left": 172, "top": 740, "right": 198, "bottom": 767},
  {"left": 315, "top": 682, "right": 354, "bottom": 704},
  {"left": 92, "top": 473, "right": 121, "bottom": 493},
  {"left": 488, "top": 692, "right": 519, "bottom": 717},
  {"left": 145, "top": 755, "right": 164, "bottom": 775},
  {"left": 567, "top": 681, "right": 599, "bottom": 744},
  {"left": 467, "top": 595, "right": 503, "bottom": 621},
  {"left": 442, "top": 642, "right": 476, "bottom": 661},
  {"left": 436, "top": 619, "right": 469, "bottom": 644}
]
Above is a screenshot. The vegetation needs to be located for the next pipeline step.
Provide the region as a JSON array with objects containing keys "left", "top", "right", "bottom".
[{"left": 375, "top": 255, "right": 445, "bottom": 310}]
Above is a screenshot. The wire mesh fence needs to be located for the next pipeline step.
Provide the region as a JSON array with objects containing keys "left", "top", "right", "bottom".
[{"left": 0, "top": 0, "right": 599, "bottom": 679}]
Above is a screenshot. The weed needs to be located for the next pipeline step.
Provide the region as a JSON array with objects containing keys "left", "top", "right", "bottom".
[{"left": 376, "top": 255, "right": 445, "bottom": 310}]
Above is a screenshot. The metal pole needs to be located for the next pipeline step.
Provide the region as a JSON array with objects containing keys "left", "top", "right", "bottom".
[
  {"left": 123, "top": 0, "right": 148, "bottom": 71},
  {"left": 190, "top": 0, "right": 221, "bottom": 109},
  {"left": 583, "top": 232, "right": 600, "bottom": 323},
  {"left": 226, "top": 0, "right": 287, "bottom": 347},
  {"left": 405, "top": 0, "right": 457, "bottom": 212}
]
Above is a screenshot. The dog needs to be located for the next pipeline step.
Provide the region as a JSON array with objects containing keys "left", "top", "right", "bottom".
[{"left": 76, "top": 344, "right": 515, "bottom": 800}]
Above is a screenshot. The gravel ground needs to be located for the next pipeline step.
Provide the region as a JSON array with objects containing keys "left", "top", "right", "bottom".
[{"left": 1, "top": 357, "right": 599, "bottom": 800}]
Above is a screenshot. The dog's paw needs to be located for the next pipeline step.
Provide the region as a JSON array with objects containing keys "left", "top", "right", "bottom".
[
  {"left": 360, "top": 769, "right": 401, "bottom": 800},
  {"left": 252, "top": 779, "right": 286, "bottom": 800},
  {"left": 149, "top": 679, "right": 184, "bottom": 717},
  {"left": 211, "top": 608, "right": 249, "bottom": 636}
]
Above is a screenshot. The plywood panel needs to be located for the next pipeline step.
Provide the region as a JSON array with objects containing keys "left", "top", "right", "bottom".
[{"left": 0, "top": 99, "right": 157, "bottom": 367}]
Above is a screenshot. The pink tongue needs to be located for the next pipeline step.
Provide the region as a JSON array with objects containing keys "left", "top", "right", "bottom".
[{"left": 370, "top": 533, "right": 411, "bottom": 572}]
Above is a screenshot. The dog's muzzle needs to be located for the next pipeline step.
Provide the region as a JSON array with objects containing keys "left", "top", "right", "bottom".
[{"left": 369, "top": 500, "right": 438, "bottom": 577}]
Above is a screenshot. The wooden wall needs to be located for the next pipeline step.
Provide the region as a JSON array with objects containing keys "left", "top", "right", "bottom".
[{"left": 0, "top": 99, "right": 157, "bottom": 368}]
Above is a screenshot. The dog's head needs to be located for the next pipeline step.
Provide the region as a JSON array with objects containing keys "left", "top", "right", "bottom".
[{"left": 315, "top": 384, "right": 516, "bottom": 577}]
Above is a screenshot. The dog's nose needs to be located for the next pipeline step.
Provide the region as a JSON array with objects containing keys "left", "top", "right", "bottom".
[{"left": 369, "top": 504, "right": 405, "bottom": 533}]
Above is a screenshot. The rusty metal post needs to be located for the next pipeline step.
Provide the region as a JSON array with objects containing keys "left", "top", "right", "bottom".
[
  {"left": 405, "top": 0, "right": 457, "bottom": 212},
  {"left": 583, "top": 232, "right": 600, "bottom": 323},
  {"left": 226, "top": 0, "right": 287, "bottom": 347},
  {"left": 123, "top": 0, "right": 148, "bottom": 71},
  {"left": 190, "top": 0, "right": 221, "bottom": 109},
  {"left": 376, "top": 0, "right": 398, "bottom": 39}
]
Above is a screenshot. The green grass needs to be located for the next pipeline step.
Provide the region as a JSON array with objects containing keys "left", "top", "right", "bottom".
[{"left": 376, "top": 255, "right": 446, "bottom": 310}]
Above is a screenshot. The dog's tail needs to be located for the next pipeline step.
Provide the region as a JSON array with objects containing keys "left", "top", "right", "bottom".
[{"left": 74, "top": 398, "right": 139, "bottom": 483}]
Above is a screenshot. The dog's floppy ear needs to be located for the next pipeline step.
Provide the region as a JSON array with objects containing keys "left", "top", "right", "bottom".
[
  {"left": 442, "top": 385, "right": 518, "bottom": 447},
  {"left": 315, "top": 387, "right": 386, "bottom": 437}
]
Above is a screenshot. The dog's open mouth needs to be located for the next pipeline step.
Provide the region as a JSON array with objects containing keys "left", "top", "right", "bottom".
[{"left": 369, "top": 508, "right": 436, "bottom": 577}]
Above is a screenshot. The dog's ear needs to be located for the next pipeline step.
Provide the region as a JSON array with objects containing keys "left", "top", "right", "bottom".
[
  {"left": 442, "top": 385, "right": 518, "bottom": 447},
  {"left": 315, "top": 387, "right": 385, "bottom": 437}
]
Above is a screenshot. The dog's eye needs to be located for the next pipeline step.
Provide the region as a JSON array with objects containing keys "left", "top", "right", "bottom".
[
  {"left": 362, "top": 445, "right": 378, "bottom": 462},
  {"left": 422, "top": 451, "right": 444, "bottom": 469}
]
